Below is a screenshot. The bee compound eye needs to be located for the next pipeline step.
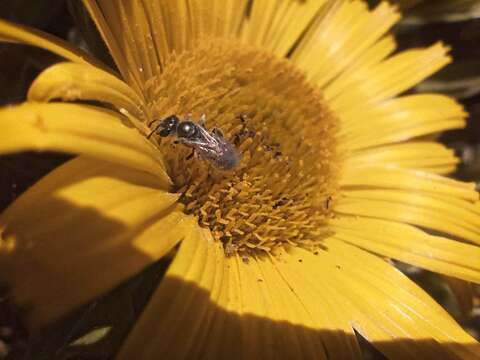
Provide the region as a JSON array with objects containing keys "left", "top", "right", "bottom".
[
  {"left": 163, "top": 115, "right": 179, "bottom": 128},
  {"left": 152, "top": 115, "right": 178, "bottom": 137},
  {"left": 177, "top": 121, "right": 197, "bottom": 138},
  {"left": 158, "top": 127, "right": 173, "bottom": 137}
]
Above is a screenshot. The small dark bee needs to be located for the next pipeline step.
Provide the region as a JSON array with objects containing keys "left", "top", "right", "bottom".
[{"left": 148, "top": 114, "right": 240, "bottom": 170}]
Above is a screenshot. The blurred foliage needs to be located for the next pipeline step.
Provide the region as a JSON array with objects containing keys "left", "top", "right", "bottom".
[
  {"left": 8, "top": 259, "right": 169, "bottom": 360},
  {"left": 400, "top": 0, "right": 480, "bottom": 23},
  {"left": 66, "top": 1, "right": 115, "bottom": 69},
  {"left": 374, "top": 0, "right": 480, "bottom": 17},
  {"left": 0, "top": 0, "right": 65, "bottom": 28},
  {"left": 0, "top": 0, "right": 69, "bottom": 105},
  {"left": 390, "top": 0, "right": 424, "bottom": 9}
]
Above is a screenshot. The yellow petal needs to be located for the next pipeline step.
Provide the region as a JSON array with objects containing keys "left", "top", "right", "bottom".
[
  {"left": 336, "top": 189, "right": 480, "bottom": 245},
  {"left": 345, "top": 142, "right": 459, "bottom": 174},
  {"left": 129, "top": 0, "right": 172, "bottom": 70},
  {"left": 332, "top": 35, "right": 397, "bottom": 83},
  {"left": 293, "top": 2, "right": 400, "bottom": 88},
  {"left": 118, "top": 228, "right": 362, "bottom": 360},
  {"left": 340, "top": 94, "right": 466, "bottom": 151},
  {"left": 91, "top": 0, "right": 155, "bottom": 85},
  {"left": 28, "top": 62, "right": 147, "bottom": 120},
  {"left": 117, "top": 227, "right": 225, "bottom": 360},
  {"left": 0, "top": 18, "right": 110, "bottom": 73},
  {"left": 340, "top": 166, "right": 478, "bottom": 201},
  {"left": 330, "top": 216, "right": 480, "bottom": 283},
  {"left": 0, "top": 102, "right": 170, "bottom": 183},
  {"left": 0, "top": 156, "right": 190, "bottom": 328},
  {"left": 118, "top": 231, "right": 479, "bottom": 359},
  {"left": 82, "top": 0, "right": 249, "bottom": 93},
  {"left": 81, "top": 0, "right": 143, "bottom": 92},
  {"left": 326, "top": 42, "right": 451, "bottom": 112},
  {"left": 287, "top": 240, "right": 480, "bottom": 359},
  {"left": 241, "top": 0, "right": 328, "bottom": 57}
]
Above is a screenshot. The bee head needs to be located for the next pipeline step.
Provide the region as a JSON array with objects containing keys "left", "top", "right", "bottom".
[{"left": 157, "top": 115, "right": 179, "bottom": 137}]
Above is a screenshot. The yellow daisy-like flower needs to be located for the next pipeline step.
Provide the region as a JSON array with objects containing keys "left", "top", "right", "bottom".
[{"left": 1, "top": 0, "right": 480, "bottom": 358}]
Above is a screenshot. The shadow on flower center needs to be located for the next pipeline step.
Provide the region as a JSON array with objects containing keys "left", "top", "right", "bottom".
[{"left": 145, "top": 40, "right": 340, "bottom": 255}]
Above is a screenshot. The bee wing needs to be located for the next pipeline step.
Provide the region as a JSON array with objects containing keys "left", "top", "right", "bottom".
[
  {"left": 189, "top": 126, "right": 222, "bottom": 148},
  {"left": 184, "top": 125, "right": 240, "bottom": 169}
]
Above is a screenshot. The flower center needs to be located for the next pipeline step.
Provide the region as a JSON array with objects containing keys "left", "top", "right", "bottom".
[{"left": 144, "top": 40, "right": 339, "bottom": 255}]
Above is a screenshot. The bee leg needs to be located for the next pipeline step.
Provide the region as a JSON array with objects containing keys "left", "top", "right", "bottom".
[
  {"left": 237, "top": 114, "right": 248, "bottom": 123},
  {"left": 146, "top": 128, "right": 156, "bottom": 139},
  {"left": 174, "top": 138, "right": 195, "bottom": 150},
  {"left": 186, "top": 147, "right": 196, "bottom": 160},
  {"left": 147, "top": 118, "right": 158, "bottom": 127},
  {"left": 175, "top": 138, "right": 189, "bottom": 145},
  {"left": 176, "top": 138, "right": 196, "bottom": 160},
  {"left": 212, "top": 127, "right": 224, "bottom": 138},
  {"left": 199, "top": 113, "right": 207, "bottom": 127}
]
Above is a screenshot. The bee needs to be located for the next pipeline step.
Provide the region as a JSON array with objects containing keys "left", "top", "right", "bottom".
[{"left": 148, "top": 114, "right": 240, "bottom": 170}]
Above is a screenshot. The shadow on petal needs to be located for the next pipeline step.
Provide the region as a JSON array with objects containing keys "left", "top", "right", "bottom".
[
  {"left": 0, "top": 196, "right": 184, "bottom": 329},
  {"left": 116, "top": 275, "right": 480, "bottom": 360},
  {"left": 4, "top": 262, "right": 479, "bottom": 359}
]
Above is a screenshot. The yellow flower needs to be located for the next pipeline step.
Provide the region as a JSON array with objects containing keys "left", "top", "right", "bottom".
[{"left": 1, "top": 1, "right": 480, "bottom": 359}]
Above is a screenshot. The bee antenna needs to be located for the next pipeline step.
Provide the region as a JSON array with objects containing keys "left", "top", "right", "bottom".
[
  {"left": 146, "top": 128, "right": 156, "bottom": 139},
  {"left": 147, "top": 118, "right": 161, "bottom": 127}
]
